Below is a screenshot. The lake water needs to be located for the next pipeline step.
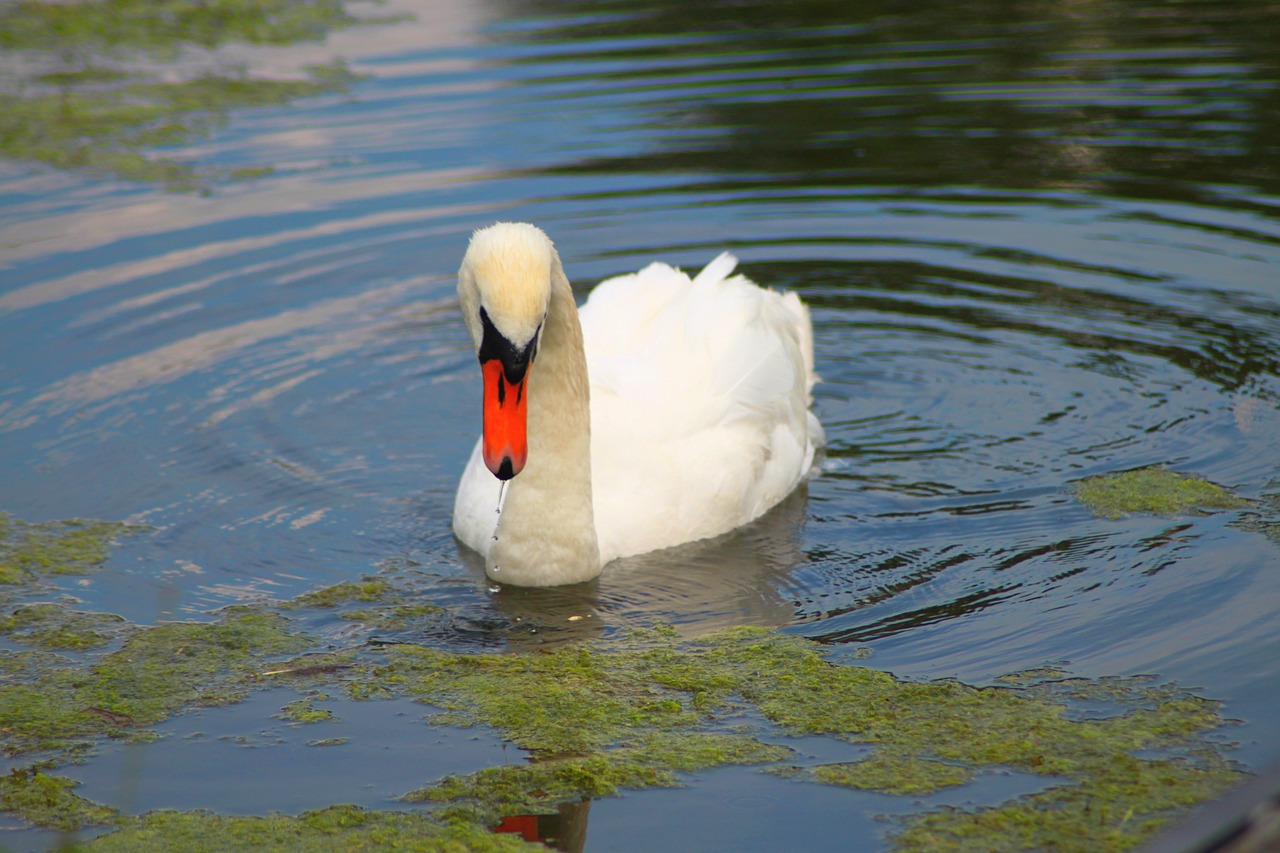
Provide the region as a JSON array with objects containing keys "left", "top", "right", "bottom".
[{"left": 1, "top": 0, "right": 1278, "bottom": 850}]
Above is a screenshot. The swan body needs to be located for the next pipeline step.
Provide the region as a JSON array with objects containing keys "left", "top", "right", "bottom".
[{"left": 453, "top": 222, "right": 823, "bottom": 586}]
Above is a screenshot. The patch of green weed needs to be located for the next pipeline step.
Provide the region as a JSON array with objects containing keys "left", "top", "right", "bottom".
[
  {"left": 0, "top": 602, "right": 129, "bottom": 650},
  {"left": 276, "top": 697, "right": 335, "bottom": 723},
  {"left": 0, "top": 514, "right": 139, "bottom": 584},
  {"left": 82, "top": 804, "right": 542, "bottom": 852},
  {"left": 0, "top": 524, "right": 1244, "bottom": 853},
  {"left": 0, "top": 767, "right": 119, "bottom": 831},
  {"left": 0, "top": 609, "right": 310, "bottom": 753},
  {"left": 282, "top": 577, "right": 394, "bottom": 609},
  {"left": 807, "top": 755, "right": 975, "bottom": 795},
  {"left": 1072, "top": 468, "right": 1249, "bottom": 518},
  {"left": 0, "top": 0, "right": 386, "bottom": 188}
]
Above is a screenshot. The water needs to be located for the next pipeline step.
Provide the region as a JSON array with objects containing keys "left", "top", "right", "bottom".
[{"left": 1, "top": 0, "right": 1278, "bottom": 849}]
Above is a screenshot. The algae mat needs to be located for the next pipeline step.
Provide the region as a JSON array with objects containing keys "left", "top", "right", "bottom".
[
  {"left": 0, "top": 513, "right": 1245, "bottom": 852},
  {"left": 0, "top": 0, "right": 394, "bottom": 189}
]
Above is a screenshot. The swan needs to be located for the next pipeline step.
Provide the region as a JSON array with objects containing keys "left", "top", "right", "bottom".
[{"left": 452, "top": 222, "right": 823, "bottom": 586}]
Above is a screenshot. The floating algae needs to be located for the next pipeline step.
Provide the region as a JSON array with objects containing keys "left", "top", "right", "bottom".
[
  {"left": 0, "top": 608, "right": 311, "bottom": 755},
  {"left": 339, "top": 625, "right": 1240, "bottom": 852},
  {"left": 0, "top": 514, "right": 1247, "bottom": 851},
  {"left": 275, "top": 696, "right": 337, "bottom": 724},
  {"left": 279, "top": 577, "right": 446, "bottom": 635},
  {"left": 0, "top": 617, "right": 1242, "bottom": 852},
  {"left": 406, "top": 732, "right": 793, "bottom": 828},
  {"left": 0, "top": 0, "right": 392, "bottom": 189},
  {"left": 1072, "top": 467, "right": 1249, "bottom": 519},
  {"left": 281, "top": 577, "right": 396, "bottom": 609},
  {"left": 80, "top": 805, "right": 542, "bottom": 853},
  {"left": 802, "top": 754, "right": 976, "bottom": 796},
  {"left": 0, "top": 513, "right": 139, "bottom": 585},
  {"left": 0, "top": 602, "right": 130, "bottom": 650},
  {"left": 0, "top": 768, "right": 120, "bottom": 832}
]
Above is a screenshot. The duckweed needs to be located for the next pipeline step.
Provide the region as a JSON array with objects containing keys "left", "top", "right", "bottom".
[{"left": 1072, "top": 468, "right": 1249, "bottom": 518}]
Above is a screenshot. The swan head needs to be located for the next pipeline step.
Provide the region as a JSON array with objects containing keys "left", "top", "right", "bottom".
[{"left": 458, "top": 222, "right": 554, "bottom": 481}]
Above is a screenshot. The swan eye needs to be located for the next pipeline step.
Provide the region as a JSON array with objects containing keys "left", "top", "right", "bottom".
[{"left": 478, "top": 307, "right": 540, "bottom": 384}]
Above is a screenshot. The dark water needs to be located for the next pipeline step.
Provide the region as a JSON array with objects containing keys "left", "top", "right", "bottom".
[{"left": 1, "top": 0, "right": 1279, "bottom": 849}]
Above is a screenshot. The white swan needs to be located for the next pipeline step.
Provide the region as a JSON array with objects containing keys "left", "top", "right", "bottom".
[{"left": 452, "top": 222, "right": 823, "bottom": 586}]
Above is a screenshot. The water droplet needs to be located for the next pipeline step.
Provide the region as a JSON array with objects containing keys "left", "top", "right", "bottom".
[
  {"left": 491, "top": 563, "right": 501, "bottom": 573},
  {"left": 487, "top": 584, "right": 501, "bottom": 594}
]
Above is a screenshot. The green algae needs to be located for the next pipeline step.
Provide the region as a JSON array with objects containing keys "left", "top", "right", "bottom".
[
  {"left": 80, "top": 804, "right": 543, "bottom": 852},
  {"left": 806, "top": 755, "right": 976, "bottom": 795},
  {"left": 282, "top": 577, "right": 394, "bottom": 609},
  {"left": 281, "top": 578, "right": 446, "bottom": 634},
  {"left": 891, "top": 753, "right": 1241, "bottom": 853},
  {"left": 0, "top": 513, "right": 138, "bottom": 584},
  {"left": 378, "top": 641, "right": 705, "bottom": 756},
  {"left": 0, "top": 624, "right": 1245, "bottom": 851},
  {"left": 0, "top": 0, "right": 370, "bottom": 53},
  {"left": 0, "top": 538, "right": 1243, "bottom": 853},
  {"left": 276, "top": 696, "right": 335, "bottom": 723},
  {"left": 0, "top": 64, "right": 358, "bottom": 191},
  {"left": 409, "top": 755, "right": 675, "bottom": 818},
  {"left": 340, "top": 603, "right": 446, "bottom": 632},
  {"left": 0, "top": 0, "right": 386, "bottom": 189},
  {"left": 0, "top": 602, "right": 129, "bottom": 650},
  {"left": 405, "top": 733, "right": 790, "bottom": 827},
  {"left": 0, "top": 609, "right": 310, "bottom": 753},
  {"left": 1072, "top": 468, "right": 1250, "bottom": 519},
  {"left": 359, "top": 625, "right": 1238, "bottom": 849},
  {"left": 0, "top": 767, "right": 120, "bottom": 831}
]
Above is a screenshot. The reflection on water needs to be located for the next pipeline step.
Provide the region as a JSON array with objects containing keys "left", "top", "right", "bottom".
[
  {"left": 495, "top": 800, "right": 590, "bottom": 852},
  {"left": 500, "top": 0, "right": 1280, "bottom": 204},
  {"left": 468, "top": 485, "right": 811, "bottom": 648},
  {"left": 1, "top": 0, "right": 1280, "bottom": 848}
]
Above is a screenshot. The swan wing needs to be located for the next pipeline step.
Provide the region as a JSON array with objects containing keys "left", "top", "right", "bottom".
[{"left": 580, "top": 254, "right": 821, "bottom": 563}]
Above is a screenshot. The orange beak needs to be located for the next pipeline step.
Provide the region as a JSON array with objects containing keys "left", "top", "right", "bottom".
[{"left": 481, "top": 358, "right": 528, "bottom": 480}]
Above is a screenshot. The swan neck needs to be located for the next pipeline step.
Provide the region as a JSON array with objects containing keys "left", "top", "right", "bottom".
[{"left": 488, "top": 256, "right": 600, "bottom": 585}]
